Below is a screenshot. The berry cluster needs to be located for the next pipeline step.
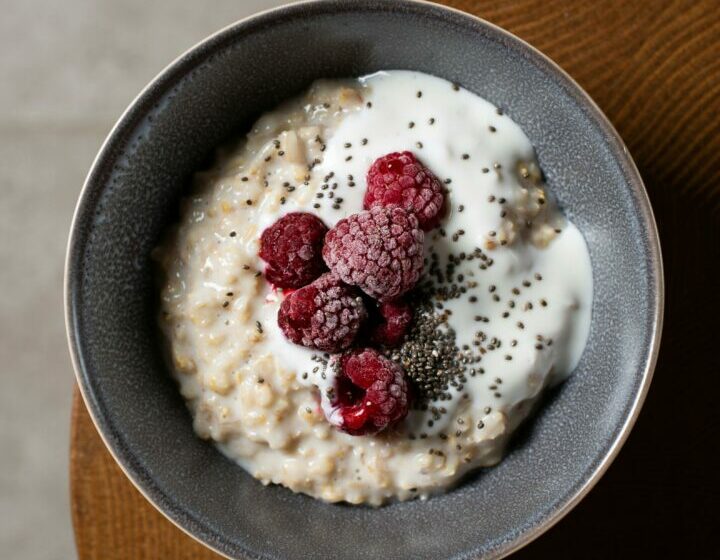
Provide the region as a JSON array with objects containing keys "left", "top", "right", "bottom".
[{"left": 258, "top": 151, "right": 446, "bottom": 435}]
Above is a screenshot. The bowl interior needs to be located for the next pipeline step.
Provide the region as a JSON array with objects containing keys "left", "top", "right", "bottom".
[{"left": 67, "top": 2, "right": 660, "bottom": 559}]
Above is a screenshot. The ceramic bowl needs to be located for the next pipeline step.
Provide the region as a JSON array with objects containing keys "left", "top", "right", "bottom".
[{"left": 65, "top": 1, "right": 663, "bottom": 558}]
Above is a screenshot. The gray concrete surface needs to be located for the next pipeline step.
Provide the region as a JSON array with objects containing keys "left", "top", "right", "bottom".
[{"left": 0, "top": 1, "right": 294, "bottom": 558}]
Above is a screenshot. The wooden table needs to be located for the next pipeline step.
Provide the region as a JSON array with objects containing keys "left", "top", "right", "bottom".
[{"left": 71, "top": 0, "right": 720, "bottom": 558}]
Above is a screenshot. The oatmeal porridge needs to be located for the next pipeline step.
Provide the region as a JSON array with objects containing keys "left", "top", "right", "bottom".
[{"left": 154, "top": 70, "right": 593, "bottom": 505}]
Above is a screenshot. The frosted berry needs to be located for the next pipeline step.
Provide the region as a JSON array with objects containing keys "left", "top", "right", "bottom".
[
  {"left": 277, "top": 273, "right": 366, "bottom": 352},
  {"left": 364, "top": 151, "right": 445, "bottom": 231},
  {"left": 369, "top": 300, "right": 413, "bottom": 347},
  {"left": 322, "top": 206, "right": 424, "bottom": 301},
  {"left": 324, "top": 348, "right": 410, "bottom": 435},
  {"left": 259, "top": 212, "right": 327, "bottom": 288}
]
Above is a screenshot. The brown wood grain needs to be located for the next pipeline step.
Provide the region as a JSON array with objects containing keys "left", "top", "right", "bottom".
[
  {"left": 71, "top": 0, "right": 720, "bottom": 558},
  {"left": 70, "top": 392, "right": 223, "bottom": 559}
]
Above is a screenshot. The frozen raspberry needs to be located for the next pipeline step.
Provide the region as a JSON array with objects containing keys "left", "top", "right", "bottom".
[
  {"left": 364, "top": 151, "right": 445, "bottom": 231},
  {"left": 369, "top": 300, "right": 413, "bottom": 347},
  {"left": 277, "top": 272, "right": 366, "bottom": 352},
  {"left": 325, "top": 348, "right": 410, "bottom": 435},
  {"left": 322, "top": 206, "right": 424, "bottom": 301},
  {"left": 259, "top": 212, "right": 328, "bottom": 288}
]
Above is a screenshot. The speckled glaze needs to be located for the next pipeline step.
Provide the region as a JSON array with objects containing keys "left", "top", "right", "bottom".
[{"left": 65, "top": 1, "right": 663, "bottom": 559}]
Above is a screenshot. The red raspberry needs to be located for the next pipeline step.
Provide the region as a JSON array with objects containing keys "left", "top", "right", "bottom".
[
  {"left": 322, "top": 206, "right": 424, "bottom": 301},
  {"left": 277, "top": 272, "right": 366, "bottom": 352},
  {"left": 369, "top": 300, "right": 413, "bottom": 347},
  {"left": 325, "top": 348, "right": 410, "bottom": 435},
  {"left": 259, "top": 212, "right": 328, "bottom": 288},
  {"left": 364, "top": 151, "right": 445, "bottom": 231}
]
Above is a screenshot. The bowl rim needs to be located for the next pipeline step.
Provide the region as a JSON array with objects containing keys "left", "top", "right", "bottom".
[{"left": 64, "top": 0, "right": 664, "bottom": 558}]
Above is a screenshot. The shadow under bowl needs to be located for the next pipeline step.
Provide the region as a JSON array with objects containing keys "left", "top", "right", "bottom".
[{"left": 65, "top": 1, "right": 663, "bottom": 559}]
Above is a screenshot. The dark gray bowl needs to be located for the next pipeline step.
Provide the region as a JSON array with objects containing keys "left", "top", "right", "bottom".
[{"left": 65, "top": 1, "right": 663, "bottom": 558}]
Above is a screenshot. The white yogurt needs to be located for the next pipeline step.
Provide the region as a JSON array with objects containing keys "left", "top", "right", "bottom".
[{"left": 155, "top": 71, "right": 593, "bottom": 505}]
